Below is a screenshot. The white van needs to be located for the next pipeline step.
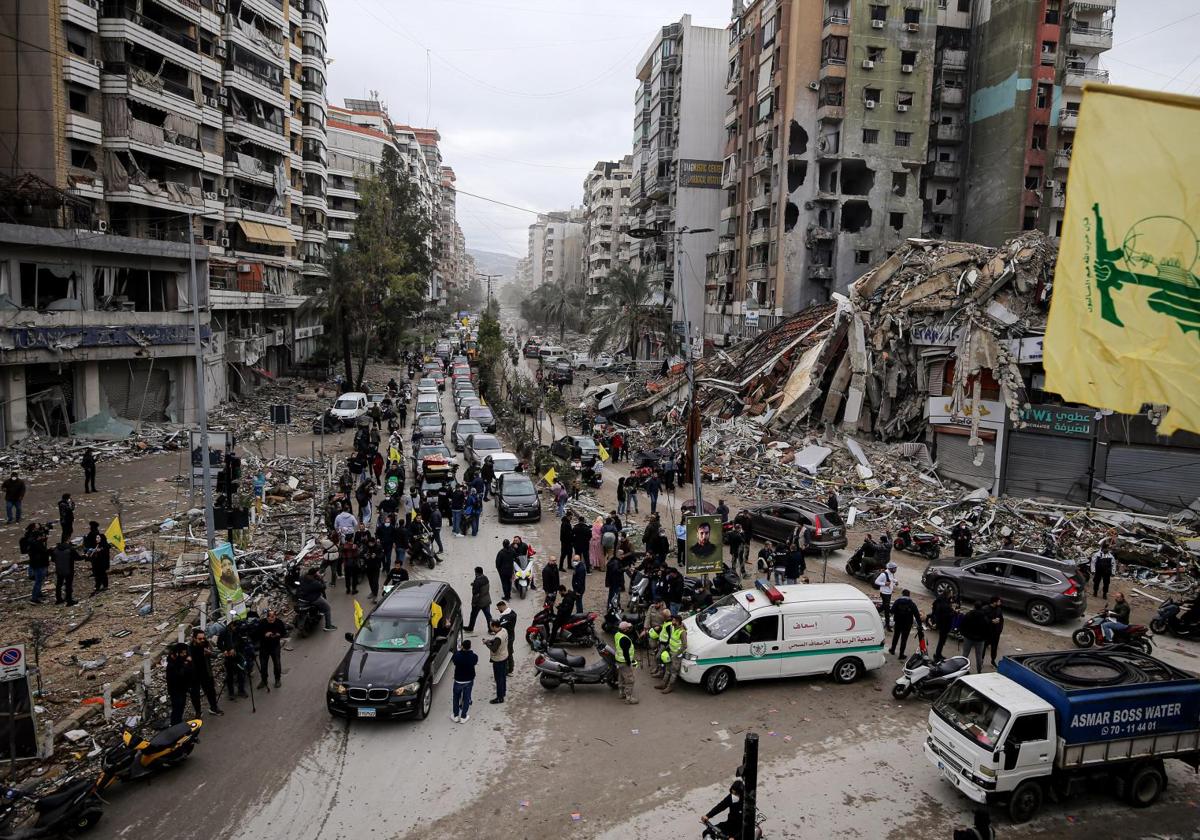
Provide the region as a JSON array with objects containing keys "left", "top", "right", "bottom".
[
  {"left": 330, "top": 392, "right": 368, "bottom": 423},
  {"left": 680, "top": 582, "right": 886, "bottom": 694},
  {"left": 538, "top": 346, "right": 569, "bottom": 364}
]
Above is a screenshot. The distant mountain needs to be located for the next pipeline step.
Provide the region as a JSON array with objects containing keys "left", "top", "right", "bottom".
[{"left": 468, "top": 248, "right": 519, "bottom": 280}]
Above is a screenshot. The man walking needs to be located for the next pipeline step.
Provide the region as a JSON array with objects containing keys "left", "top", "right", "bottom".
[
  {"left": 1090, "top": 544, "right": 1115, "bottom": 599},
  {"left": 931, "top": 590, "right": 957, "bottom": 661},
  {"left": 451, "top": 639, "right": 478, "bottom": 723},
  {"left": 571, "top": 516, "right": 591, "bottom": 570},
  {"left": 25, "top": 527, "right": 49, "bottom": 604},
  {"left": 644, "top": 473, "right": 661, "bottom": 515},
  {"left": 255, "top": 608, "right": 289, "bottom": 689},
  {"left": 166, "top": 643, "right": 196, "bottom": 725},
  {"left": 959, "top": 601, "right": 991, "bottom": 674},
  {"left": 656, "top": 614, "right": 686, "bottom": 694},
  {"left": 466, "top": 567, "right": 493, "bottom": 632},
  {"left": 51, "top": 540, "right": 79, "bottom": 606},
  {"left": 874, "top": 562, "right": 898, "bottom": 631},
  {"left": 541, "top": 557, "right": 560, "bottom": 603},
  {"left": 559, "top": 513, "right": 574, "bottom": 565},
  {"left": 57, "top": 493, "right": 75, "bottom": 544},
  {"left": 614, "top": 621, "right": 639, "bottom": 704},
  {"left": 188, "top": 628, "right": 224, "bottom": 716},
  {"left": 985, "top": 595, "right": 1005, "bottom": 667},
  {"left": 888, "top": 589, "right": 921, "bottom": 659},
  {"left": 485, "top": 620, "right": 509, "bottom": 704},
  {"left": 496, "top": 600, "right": 518, "bottom": 676},
  {"left": 951, "top": 520, "right": 973, "bottom": 559},
  {"left": 605, "top": 553, "right": 625, "bottom": 610},
  {"left": 571, "top": 554, "right": 587, "bottom": 604},
  {"left": 3, "top": 472, "right": 26, "bottom": 524},
  {"left": 81, "top": 449, "right": 98, "bottom": 494},
  {"left": 495, "top": 540, "right": 515, "bottom": 601}
]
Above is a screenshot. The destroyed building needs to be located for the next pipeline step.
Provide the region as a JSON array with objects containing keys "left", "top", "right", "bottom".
[{"left": 616, "top": 232, "right": 1200, "bottom": 515}]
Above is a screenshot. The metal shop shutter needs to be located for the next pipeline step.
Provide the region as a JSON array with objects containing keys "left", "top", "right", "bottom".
[
  {"left": 1004, "top": 432, "right": 1093, "bottom": 502},
  {"left": 100, "top": 363, "right": 171, "bottom": 422},
  {"left": 1104, "top": 444, "right": 1200, "bottom": 512},
  {"left": 935, "top": 430, "right": 996, "bottom": 490}
]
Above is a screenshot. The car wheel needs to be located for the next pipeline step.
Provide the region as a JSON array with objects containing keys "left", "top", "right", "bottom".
[
  {"left": 934, "top": 580, "right": 958, "bottom": 600},
  {"left": 415, "top": 682, "right": 432, "bottom": 720},
  {"left": 1127, "top": 763, "right": 1166, "bottom": 807},
  {"left": 1026, "top": 599, "right": 1055, "bottom": 626},
  {"left": 1008, "top": 780, "right": 1043, "bottom": 824},
  {"left": 1072, "top": 628, "right": 1095, "bottom": 648},
  {"left": 832, "top": 657, "right": 863, "bottom": 684},
  {"left": 703, "top": 666, "right": 733, "bottom": 695}
]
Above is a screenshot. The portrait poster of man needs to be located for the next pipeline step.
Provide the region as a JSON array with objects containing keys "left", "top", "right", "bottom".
[{"left": 685, "top": 514, "right": 724, "bottom": 576}]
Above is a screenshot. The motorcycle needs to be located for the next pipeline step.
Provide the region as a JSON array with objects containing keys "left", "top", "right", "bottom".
[
  {"left": 574, "top": 458, "right": 603, "bottom": 489},
  {"left": 0, "top": 778, "right": 104, "bottom": 838},
  {"left": 1149, "top": 598, "right": 1200, "bottom": 639},
  {"left": 1071, "top": 610, "right": 1153, "bottom": 655},
  {"left": 892, "top": 628, "right": 971, "bottom": 700},
  {"left": 924, "top": 608, "right": 964, "bottom": 643},
  {"left": 409, "top": 532, "right": 441, "bottom": 570},
  {"left": 845, "top": 539, "right": 885, "bottom": 582},
  {"left": 627, "top": 569, "right": 651, "bottom": 611},
  {"left": 601, "top": 605, "right": 648, "bottom": 647},
  {"left": 513, "top": 556, "right": 536, "bottom": 600},
  {"left": 525, "top": 604, "right": 598, "bottom": 648},
  {"left": 893, "top": 525, "right": 942, "bottom": 560},
  {"left": 682, "top": 565, "right": 740, "bottom": 609},
  {"left": 96, "top": 720, "right": 203, "bottom": 790},
  {"left": 534, "top": 641, "right": 617, "bottom": 692}
]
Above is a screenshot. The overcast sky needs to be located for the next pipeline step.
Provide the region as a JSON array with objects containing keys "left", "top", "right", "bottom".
[{"left": 326, "top": 0, "right": 1200, "bottom": 258}]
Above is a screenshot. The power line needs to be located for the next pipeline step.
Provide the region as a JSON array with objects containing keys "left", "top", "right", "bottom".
[{"left": 454, "top": 188, "right": 545, "bottom": 216}]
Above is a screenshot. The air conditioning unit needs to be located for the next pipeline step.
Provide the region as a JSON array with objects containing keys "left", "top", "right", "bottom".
[
  {"left": 808, "top": 81, "right": 820, "bottom": 91},
  {"left": 218, "top": 86, "right": 228, "bottom": 97},
  {"left": 237, "top": 263, "right": 253, "bottom": 273},
  {"left": 207, "top": 96, "right": 220, "bottom": 108},
  {"left": 215, "top": 0, "right": 226, "bottom": 12},
  {"left": 901, "top": 63, "right": 914, "bottom": 73},
  {"left": 216, "top": 45, "right": 227, "bottom": 59},
  {"left": 218, "top": 95, "right": 228, "bottom": 106},
  {"left": 96, "top": 219, "right": 108, "bottom": 233},
  {"left": 1044, "top": 178, "right": 1056, "bottom": 189},
  {"left": 906, "top": 22, "right": 920, "bottom": 32},
  {"left": 86, "top": 0, "right": 99, "bottom": 8},
  {"left": 203, "top": 190, "right": 217, "bottom": 200},
  {"left": 862, "top": 60, "right": 875, "bottom": 69},
  {"left": 897, "top": 103, "right": 909, "bottom": 112},
  {"left": 219, "top": 187, "right": 230, "bottom": 197},
  {"left": 91, "top": 58, "right": 103, "bottom": 68},
  {"left": 871, "top": 19, "right": 885, "bottom": 29},
  {"left": 220, "top": 235, "right": 231, "bottom": 248},
  {"left": 865, "top": 100, "right": 877, "bottom": 109}
]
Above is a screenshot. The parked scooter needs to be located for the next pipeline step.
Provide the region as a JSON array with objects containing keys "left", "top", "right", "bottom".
[
  {"left": 1071, "top": 610, "right": 1153, "bottom": 655},
  {"left": 602, "top": 605, "right": 648, "bottom": 647},
  {"left": 1150, "top": 597, "right": 1200, "bottom": 639},
  {"left": 892, "top": 524, "right": 942, "bottom": 560},
  {"left": 924, "top": 607, "right": 964, "bottom": 643},
  {"left": 627, "top": 569, "right": 651, "bottom": 611},
  {"left": 513, "top": 556, "right": 536, "bottom": 599},
  {"left": 409, "top": 532, "right": 440, "bottom": 570},
  {"left": 845, "top": 536, "right": 885, "bottom": 581},
  {"left": 525, "top": 604, "right": 598, "bottom": 648},
  {"left": 534, "top": 641, "right": 617, "bottom": 692},
  {"left": 0, "top": 778, "right": 103, "bottom": 838},
  {"left": 892, "top": 628, "right": 971, "bottom": 699},
  {"left": 96, "top": 720, "right": 203, "bottom": 790}
]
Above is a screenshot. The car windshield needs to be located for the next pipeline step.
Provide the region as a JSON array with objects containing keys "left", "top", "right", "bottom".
[
  {"left": 419, "top": 445, "right": 451, "bottom": 460},
  {"left": 491, "top": 455, "right": 519, "bottom": 473},
  {"left": 418, "top": 416, "right": 440, "bottom": 427},
  {"left": 695, "top": 596, "right": 751, "bottom": 640},
  {"left": 933, "top": 681, "right": 1012, "bottom": 751},
  {"left": 354, "top": 617, "right": 429, "bottom": 651},
  {"left": 471, "top": 407, "right": 494, "bottom": 420},
  {"left": 503, "top": 475, "right": 536, "bottom": 497},
  {"left": 471, "top": 436, "right": 500, "bottom": 451},
  {"left": 456, "top": 421, "right": 482, "bottom": 438},
  {"left": 335, "top": 399, "right": 358, "bottom": 410}
]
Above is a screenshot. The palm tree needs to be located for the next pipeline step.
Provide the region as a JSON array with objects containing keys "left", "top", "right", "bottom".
[
  {"left": 543, "top": 284, "right": 586, "bottom": 342},
  {"left": 587, "top": 265, "right": 674, "bottom": 360}
]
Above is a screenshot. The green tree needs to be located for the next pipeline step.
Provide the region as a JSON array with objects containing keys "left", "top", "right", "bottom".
[
  {"left": 587, "top": 265, "right": 673, "bottom": 360},
  {"left": 325, "top": 146, "right": 432, "bottom": 387}
]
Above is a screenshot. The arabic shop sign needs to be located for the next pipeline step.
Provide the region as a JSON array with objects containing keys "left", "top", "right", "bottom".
[
  {"left": 1017, "top": 404, "right": 1095, "bottom": 438},
  {"left": 678, "top": 159, "right": 722, "bottom": 189}
]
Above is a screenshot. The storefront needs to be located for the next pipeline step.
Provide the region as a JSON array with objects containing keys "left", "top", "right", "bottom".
[
  {"left": 928, "top": 396, "right": 1007, "bottom": 493},
  {"left": 1002, "top": 404, "right": 1096, "bottom": 503}
]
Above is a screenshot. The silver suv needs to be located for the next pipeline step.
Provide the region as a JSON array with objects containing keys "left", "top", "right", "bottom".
[{"left": 920, "top": 550, "right": 1087, "bottom": 626}]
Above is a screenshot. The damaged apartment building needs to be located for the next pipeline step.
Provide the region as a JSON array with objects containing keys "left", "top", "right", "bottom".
[
  {"left": 0, "top": 0, "right": 331, "bottom": 440},
  {"left": 627, "top": 233, "right": 1200, "bottom": 514}
]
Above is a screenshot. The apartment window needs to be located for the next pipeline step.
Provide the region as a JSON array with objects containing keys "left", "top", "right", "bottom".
[
  {"left": 1054, "top": 220, "right": 1064, "bottom": 237},
  {"left": 855, "top": 249, "right": 871, "bottom": 264},
  {"left": 862, "top": 128, "right": 879, "bottom": 144},
  {"left": 757, "top": 94, "right": 774, "bottom": 122},
  {"left": 864, "top": 87, "right": 881, "bottom": 104},
  {"left": 822, "top": 36, "right": 848, "bottom": 65},
  {"left": 69, "top": 148, "right": 96, "bottom": 170},
  {"left": 1036, "top": 83, "right": 1051, "bottom": 109},
  {"left": 661, "top": 40, "right": 675, "bottom": 59},
  {"left": 898, "top": 91, "right": 914, "bottom": 108},
  {"left": 904, "top": 8, "right": 920, "bottom": 24},
  {"left": 958, "top": 0, "right": 970, "bottom": 10},
  {"left": 1025, "top": 166, "right": 1043, "bottom": 190},
  {"left": 64, "top": 23, "right": 91, "bottom": 58},
  {"left": 867, "top": 46, "right": 885, "bottom": 63},
  {"left": 936, "top": 188, "right": 948, "bottom": 204},
  {"left": 938, "top": 151, "right": 951, "bottom": 161},
  {"left": 892, "top": 172, "right": 908, "bottom": 197},
  {"left": 1046, "top": 0, "right": 1060, "bottom": 24},
  {"left": 1031, "top": 126, "right": 1047, "bottom": 150},
  {"left": 870, "top": 4, "right": 887, "bottom": 21},
  {"left": 728, "top": 58, "right": 739, "bottom": 83},
  {"left": 67, "top": 88, "right": 90, "bottom": 115},
  {"left": 901, "top": 50, "right": 917, "bottom": 66},
  {"left": 1040, "top": 41, "right": 1057, "bottom": 65},
  {"left": 762, "top": 14, "right": 777, "bottom": 46},
  {"left": 1023, "top": 213, "right": 1038, "bottom": 231},
  {"left": 895, "top": 131, "right": 912, "bottom": 146},
  {"left": 889, "top": 212, "right": 905, "bottom": 230}
]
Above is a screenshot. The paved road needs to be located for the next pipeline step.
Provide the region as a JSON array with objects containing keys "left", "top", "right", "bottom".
[{"left": 96, "top": 360, "right": 1200, "bottom": 840}]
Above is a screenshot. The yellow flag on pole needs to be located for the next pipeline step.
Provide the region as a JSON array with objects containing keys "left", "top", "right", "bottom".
[
  {"left": 1044, "top": 85, "right": 1200, "bottom": 435},
  {"left": 388, "top": 446, "right": 402, "bottom": 464},
  {"left": 105, "top": 516, "right": 125, "bottom": 554},
  {"left": 597, "top": 444, "right": 610, "bottom": 462},
  {"left": 543, "top": 467, "right": 557, "bottom": 486},
  {"left": 353, "top": 599, "right": 365, "bottom": 630}
]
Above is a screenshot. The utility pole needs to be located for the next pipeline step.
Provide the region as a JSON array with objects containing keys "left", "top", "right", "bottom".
[
  {"left": 187, "top": 214, "right": 215, "bottom": 550},
  {"left": 477, "top": 273, "right": 501, "bottom": 310}
]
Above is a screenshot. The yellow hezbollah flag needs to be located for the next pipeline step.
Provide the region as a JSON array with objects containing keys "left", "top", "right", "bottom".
[
  {"left": 388, "top": 446, "right": 402, "bottom": 464},
  {"left": 105, "top": 516, "right": 125, "bottom": 554},
  {"left": 542, "top": 467, "right": 557, "bottom": 486},
  {"left": 597, "top": 443, "right": 610, "bottom": 462},
  {"left": 353, "top": 599, "right": 365, "bottom": 630},
  {"left": 1045, "top": 85, "right": 1200, "bottom": 435}
]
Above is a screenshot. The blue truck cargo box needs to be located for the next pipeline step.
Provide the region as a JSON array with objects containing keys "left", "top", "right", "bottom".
[{"left": 999, "top": 652, "right": 1200, "bottom": 745}]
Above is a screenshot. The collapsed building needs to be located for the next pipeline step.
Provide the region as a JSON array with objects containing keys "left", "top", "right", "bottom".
[{"left": 616, "top": 233, "right": 1200, "bottom": 515}]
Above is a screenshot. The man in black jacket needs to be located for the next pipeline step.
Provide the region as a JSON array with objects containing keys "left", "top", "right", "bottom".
[
  {"left": 559, "top": 514, "right": 574, "bottom": 565},
  {"left": 571, "top": 517, "right": 591, "bottom": 569},
  {"left": 166, "top": 643, "right": 196, "bottom": 724},
  {"left": 541, "top": 558, "right": 560, "bottom": 604},
  {"left": 255, "top": 609, "right": 289, "bottom": 689},
  {"left": 959, "top": 601, "right": 992, "bottom": 674},
  {"left": 496, "top": 601, "right": 518, "bottom": 675},
  {"left": 888, "top": 589, "right": 921, "bottom": 659},
  {"left": 552, "top": 586, "right": 578, "bottom": 644},
  {"left": 298, "top": 568, "right": 335, "bottom": 630},
  {"left": 605, "top": 554, "right": 625, "bottom": 610},
  {"left": 930, "top": 591, "right": 958, "bottom": 661},
  {"left": 466, "top": 567, "right": 493, "bottom": 632},
  {"left": 57, "top": 494, "right": 75, "bottom": 544},
  {"left": 571, "top": 557, "right": 587, "bottom": 604},
  {"left": 218, "top": 620, "right": 249, "bottom": 701},
  {"left": 187, "top": 628, "right": 223, "bottom": 716},
  {"left": 51, "top": 540, "right": 79, "bottom": 605},
  {"left": 495, "top": 540, "right": 516, "bottom": 600},
  {"left": 82, "top": 521, "right": 110, "bottom": 593}
]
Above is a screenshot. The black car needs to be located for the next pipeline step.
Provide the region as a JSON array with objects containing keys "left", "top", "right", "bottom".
[
  {"left": 743, "top": 501, "right": 848, "bottom": 551},
  {"left": 326, "top": 580, "right": 463, "bottom": 720},
  {"left": 631, "top": 447, "right": 676, "bottom": 470},
  {"left": 550, "top": 434, "right": 599, "bottom": 462},
  {"left": 547, "top": 362, "right": 573, "bottom": 384},
  {"left": 495, "top": 472, "right": 542, "bottom": 523}
]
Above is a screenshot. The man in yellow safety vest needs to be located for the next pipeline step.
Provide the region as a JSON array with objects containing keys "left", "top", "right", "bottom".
[
  {"left": 655, "top": 614, "right": 687, "bottom": 695},
  {"left": 613, "top": 621, "right": 639, "bottom": 705},
  {"left": 646, "top": 605, "right": 670, "bottom": 678}
]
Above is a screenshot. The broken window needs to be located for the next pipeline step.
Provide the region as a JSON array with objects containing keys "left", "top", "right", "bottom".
[
  {"left": 1045, "top": 0, "right": 1060, "bottom": 23},
  {"left": 69, "top": 146, "right": 97, "bottom": 171},
  {"left": 1036, "top": 83, "right": 1051, "bottom": 109},
  {"left": 20, "top": 262, "right": 79, "bottom": 311},
  {"left": 901, "top": 50, "right": 917, "bottom": 67},
  {"left": 788, "top": 121, "right": 808, "bottom": 155},
  {"left": 1054, "top": 219, "right": 1063, "bottom": 237},
  {"left": 64, "top": 22, "right": 92, "bottom": 58},
  {"left": 787, "top": 160, "right": 807, "bottom": 191},
  {"left": 67, "top": 86, "right": 90, "bottom": 115},
  {"left": 757, "top": 94, "right": 774, "bottom": 121},
  {"left": 904, "top": 8, "right": 920, "bottom": 24},
  {"left": 1023, "top": 213, "right": 1037, "bottom": 231},
  {"left": 819, "top": 162, "right": 838, "bottom": 192},
  {"left": 1025, "top": 166, "right": 1043, "bottom": 190},
  {"left": 841, "top": 160, "right": 874, "bottom": 194},
  {"left": 841, "top": 200, "right": 871, "bottom": 232},
  {"left": 889, "top": 212, "right": 905, "bottom": 230},
  {"left": 862, "top": 128, "right": 879, "bottom": 144},
  {"left": 895, "top": 131, "right": 912, "bottom": 147},
  {"left": 867, "top": 46, "right": 885, "bottom": 63},
  {"left": 898, "top": 91, "right": 914, "bottom": 109},
  {"left": 1041, "top": 41, "right": 1056, "bottom": 65},
  {"left": 855, "top": 249, "right": 871, "bottom": 264},
  {"left": 784, "top": 201, "right": 799, "bottom": 232},
  {"left": 864, "top": 87, "right": 881, "bottom": 104},
  {"left": 822, "top": 36, "right": 847, "bottom": 65},
  {"left": 892, "top": 172, "right": 907, "bottom": 196},
  {"left": 936, "top": 188, "right": 948, "bottom": 204},
  {"left": 1031, "top": 126, "right": 1047, "bottom": 150}
]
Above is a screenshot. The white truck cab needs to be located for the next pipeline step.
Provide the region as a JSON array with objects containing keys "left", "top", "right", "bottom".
[{"left": 680, "top": 581, "right": 886, "bottom": 694}]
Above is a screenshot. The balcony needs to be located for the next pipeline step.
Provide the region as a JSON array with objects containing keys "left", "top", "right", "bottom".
[
  {"left": 223, "top": 66, "right": 286, "bottom": 109},
  {"left": 1063, "top": 66, "right": 1109, "bottom": 89},
  {"left": 661, "top": 54, "right": 680, "bottom": 73},
  {"left": 936, "top": 122, "right": 964, "bottom": 143},
  {"left": 1058, "top": 108, "right": 1079, "bottom": 131},
  {"left": 935, "top": 85, "right": 964, "bottom": 107},
  {"left": 63, "top": 54, "right": 101, "bottom": 88},
  {"left": 99, "top": 12, "right": 203, "bottom": 72},
  {"left": 724, "top": 102, "right": 739, "bottom": 128},
  {"left": 1054, "top": 150, "right": 1072, "bottom": 170},
  {"left": 1068, "top": 25, "right": 1113, "bottom": 51},
  {"left": 223, "top": 114, "right": 289, "bottom": 153},
  {"left": 748, "top": 227, "right": 771, "bottom": 246},
  {"left": 806, "top": 225, "right": 835, "bottom": 241},
  {"left": 823, "top": 14, "right": 850, "bottom": 27},
  {"left": 808, "top": 265, "right": 833, "bottom": 281},
  {"left": 1068, "top": 0, "right": 1114, "bottom": 9},
  {"left": 750, "top": 193, "right": 770, "bottom": 211},
  {"left": 647, "top": 174, "right": 673, "bottom": 199},
  {"left": 746, "top": 263, "right": 769, "bottom": 282},
  {"left": 65, "top": 113, "right": 102, "bottom": 145},
  {"left": 752, "top": 153, "right": 773, "bottom": 174},
  {"left": 721, "top": 165, "right": 740, "bottom": 188},
  {"left": 719, "top": 205, "right": 738, "bottom": 221},
  {"left": 940, "top": 48, "right": 968, "bottom": 71},
  {"left": 817, "top": 99, "right": 845, "bottom": 122},
  {"left": 929, "top": 161, "right": 958, "bottom": 180},
  {"left": 724, "top": 74, "right": 740, "bottom": 95},
  {"left": 62, "top": 0, "right": 98, "bottom": 31}
]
